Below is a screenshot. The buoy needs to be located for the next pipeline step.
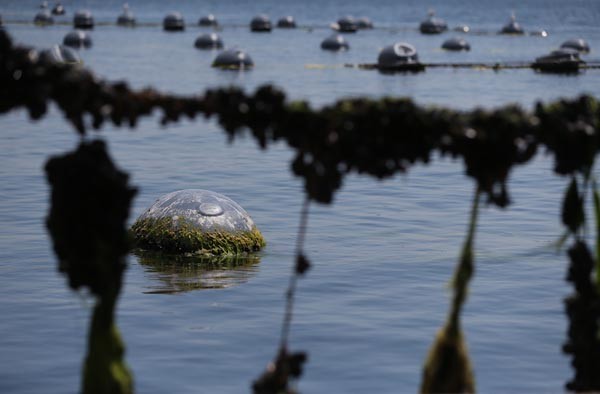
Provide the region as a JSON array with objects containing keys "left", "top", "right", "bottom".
[
  {"left": 73, "top": 10, "right": 94, "bottom": 29},
  {"left": 321, "top": 34, "right": 349, "bottom": 51},
  {"left": 212, "top": 48, "right": 254, "bottom": 69},
  {"left": 277, "top": 16, "right": 296, "bottom": 28},
  {"left": 39, "top": 44, "right": 81, "bottom": 64},
  {"left": 560, "top": 38, "right": 590, "bottom": 53},
  {"left": 131, "top": 189, "right": 265, "bottom": 255},
  {"left": 336, "top": 16, "right": 358, "bottom": 33},
  {"left": 34, "top": 4, "right": 54, "bottom": 25},
  {"left": 454, "top": 24, "right": 470, "bottom": 33},
  {"left": 532, "top": 48, "right": 583, "bottom": 73},
  {"left": 500, "top": 12, "right": 524, "bottom": 34},
  {"left": 356, "top": 17, "right": 373, "bottom": 29},
  {"left": 117, "top": 4, "right": 136, "bottom": 26},
  {"left": 377, "top": 42, "right": 424, "bottom": 71},
  {"left": 420, "top": 9, "right": 447, "bottom": 34},
  {"left": 63, "top": 30, "right": 92, "bottom": 49},
  {"left": 250, "top": 14, "right": 271, "bottom": 32},
  {"left": 198, "top": 14, "right": 218, "bottom": 27},
  {"left": 51, "top": 2, "right": 65, "bottom": 16},
  {"left": 163, "top": 12, "right": 185, "bottom": 31},
  {"left": 441, "top": 37, "right": 470, "bottom": 51},
  {"left": 194, "top": 33, "right": 223, "bottom": 49}
]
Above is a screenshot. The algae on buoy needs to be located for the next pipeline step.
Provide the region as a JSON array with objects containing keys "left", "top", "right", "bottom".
[{"left": 131, "top": 190, "right": 265, "bottom": 255}]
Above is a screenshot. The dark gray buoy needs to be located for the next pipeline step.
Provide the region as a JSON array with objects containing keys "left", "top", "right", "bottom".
[
  {"left": 130, "top": 189, "right": 265, "bottom": 255},
  {"left": 63, "top": 30, "right": 92, "bottom": 49},
  {"left": 419, "top": 10, "right": 447, "bottom": 34},
  {"left": 356, "top": 17, "right": 373, "bottom": 29},
  {"left": 441, "top": 37, "right": 470, "bottom": 51},
  {"left": 39, "top": 45, "right": 81, "bottom": 64},
  {"left": 34, "top": 6, "right": 54, "bottom": 25},
  {"left": 198, "top": 14, "right": 218, "bottom": 27},
  {"left": 500, "top": 13, "right": 524, "bottom": 34},
  {"left": 530, "top": 29, "right": 548, "bottom": 37},
  {"left": 163, "top": 12, "right": 185, "bottom": 31},
  {"left": 74, "top": 10, "right": 94, "bottom": 29},
  {"left": 336, "top": 16, "right": 358, "bottom": 33},
  {"left": 320, "top": 34, "right": 349, "bottom": 51},
  {"left": 250, "top": 14, "right": 272, "bottom": 32},
  {"left": 194, "top": 33, "right": 223, "bottom": 49},
  {"left": 532, "top": 48, "right": 583, "bottom": 73},
  {"left": 117, "top": 4, "right": 136, "bottom": 26},
  {"left": 51, "top": 2, "right": 65, "bottom": 16},
  {"left": 377, "top": 42, "right": 423, "bottom": 71},
  {"left": 561, "top": 38, "right": 590, "bottom": 53},
  {"left": 212, "top": 48, "right": 254, "bottom": 69},
  {"left": 277, "top": 16, "right": 296, "bottom": 28}
]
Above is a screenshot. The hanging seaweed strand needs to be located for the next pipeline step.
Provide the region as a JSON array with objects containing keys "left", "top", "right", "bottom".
[
  {"left": 561, "top": 176, "right": 600, "bottom": 392},
  {"left": 420, "top": 187, "right": 480, "bottom": 394},
  {"left": 252, "top": 198, "right": 310, "bottom": 394}
]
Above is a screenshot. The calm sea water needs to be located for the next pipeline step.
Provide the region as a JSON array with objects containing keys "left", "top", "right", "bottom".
[{"left": 1, "top": 0, "right": 600, "bottom": 393}]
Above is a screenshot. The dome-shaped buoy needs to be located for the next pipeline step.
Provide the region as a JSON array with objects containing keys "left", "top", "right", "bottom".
[
  {"left": 419, "top": 9, "right": 447, "bottom": 34},
  {"left": 560, "top": 38, "right": 590, "bottom": 53},
  {"left": 250, "top": 14, "right": 271, "bottom": 32},
  {"left": 74, "top": 10, "right": 94, "bottom": 29},
  {"left": 163, "top": 12, "right": 185, "bottom": 31},
  {"left": 117, "top": 4, "right": 136, "bottom": 26},
  {"left": 441, "top": 37, "right": 470, "bottom": 51},
  {"left": 277, "top": 16, "right": 296, "bottom": 28},
  {"left": 51, "top": 2, "right": 65, "bottom": 16},
  {"left": 131, "top": 189, "right": 266, "bottom": 255},
  {"left": 212, "top": 48, "right": 254, "bottom": 69},
  {"left": 198, "top": 14, "right": 218, "bottom": 27},
  {"left": 377, "top": 42, "right": 424, "bottom": 71},
  {"left": 320, "top": 34, "right": 349, "bottom": 51},
  {"left": 336, "top": 16, "right": 358, "bottom": 33},
  {"left": 34, "top": 5, "right": 54, "bottom": 25},
  {"left": 39, "top": 44, "right": 81, "bottom": 64},
  {"left": 356, "top": 17, "right": 373, "bottom": 29},
  {"left": 63, "top": 30, "right": 92, "bottom": 49},
  {"left": 500, "top": 12, "right": 524, "bottom": 34},
  {"left": 194, "top": 33, "right": 223, "bottom": 49},
  {"left": 533, "top": 48, "right": 583, "bottom": 73}
]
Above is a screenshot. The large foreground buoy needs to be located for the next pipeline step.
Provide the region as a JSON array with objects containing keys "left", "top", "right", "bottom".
[{"left": 131, "top": 189, "right": 265, "bottom": 255}]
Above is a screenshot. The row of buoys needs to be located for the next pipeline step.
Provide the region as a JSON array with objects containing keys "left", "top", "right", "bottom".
[{"left": 29, "top": 4, "right": 551, "bottom": 38}]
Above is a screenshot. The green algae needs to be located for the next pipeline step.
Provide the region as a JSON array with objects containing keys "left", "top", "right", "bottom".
[{"left": 130, "top": 216, "right": 266, "bottom": 256}]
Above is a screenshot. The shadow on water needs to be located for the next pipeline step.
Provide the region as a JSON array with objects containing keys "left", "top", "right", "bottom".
[{"left": 133, "top": 251, "right": 261, "bottom": 294}]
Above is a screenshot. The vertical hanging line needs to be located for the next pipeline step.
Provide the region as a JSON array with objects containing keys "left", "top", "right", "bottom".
[
  {"left": 280, "top": 197, "right": 311, "bottom": 349},
  {"left": 448, "top": 187, "right": 481, "bottom": 334}
]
